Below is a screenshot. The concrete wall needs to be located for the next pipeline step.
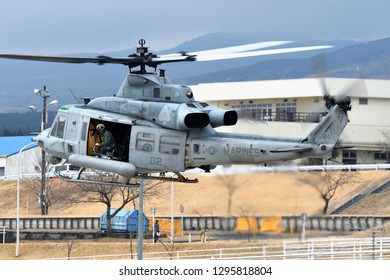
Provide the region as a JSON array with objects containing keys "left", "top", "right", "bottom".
[{"left": 0, "top": 217, "right": 100, "bottom": 230}]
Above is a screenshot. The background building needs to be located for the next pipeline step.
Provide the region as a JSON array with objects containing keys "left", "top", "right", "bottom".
[
  {"left": 0, "top": 136, "right": 39, "bottom": 178},
  {"left": 191, "top": 78, "right": 390, "bottom": 164}
]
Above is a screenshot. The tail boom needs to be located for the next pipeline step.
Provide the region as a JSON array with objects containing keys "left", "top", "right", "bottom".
[{"left": 186, "top": 104, "right": 350, "bottom": 169}]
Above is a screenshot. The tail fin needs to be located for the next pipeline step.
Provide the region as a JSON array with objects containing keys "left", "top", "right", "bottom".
[{"left": 305, "top": 105, "right": 349, "bottom": 145}]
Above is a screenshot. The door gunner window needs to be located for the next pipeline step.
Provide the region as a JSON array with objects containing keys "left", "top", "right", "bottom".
[
  {"left": 159, "top": 135, "right": 180, "bottom": 154},
  {"left": 136, "top": 132, "right": 155, "bottom": 152}
]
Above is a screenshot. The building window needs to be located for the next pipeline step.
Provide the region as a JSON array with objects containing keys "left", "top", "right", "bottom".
[
  {"left": 359, "top": 98, "right": 368, "bottom": 105},
  {"left": 233, "top": 103, "right": 272, "bottom": 121},
  {"left": 275, "top": 102, "right": 297, "bottom": 122},
  {"left": 253, "top": 103, "right": 273, "bottom": 121},
  {"left": 374, "top": 151, "right": 390, "bottom": 161},
  {"left": 342, "top": 150, "right": 357, "bottom": 164}
]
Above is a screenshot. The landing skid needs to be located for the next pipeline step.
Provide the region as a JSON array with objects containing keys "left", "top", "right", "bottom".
[
  {"left": 134, "top": 172, "right": 199, "bottom": 183},
  {"left": 54, "top": 170, "right": 198, "bottom": 186},
  {"left": 55, "top": 171, "right": 140, "bottom": 187}
]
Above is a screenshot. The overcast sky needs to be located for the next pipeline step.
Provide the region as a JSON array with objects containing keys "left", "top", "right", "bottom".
[{"left": 1, "top": 0, "right": 390, "bottom": 54}]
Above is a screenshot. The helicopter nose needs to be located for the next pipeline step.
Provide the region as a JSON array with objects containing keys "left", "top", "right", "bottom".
[
  {"left": 34, "top": 129, "right": 49, "bottom": 149},
  {"left": 31, "top": 135, "right": 45, "bottom": 149},
  {"left": 36, "top": 137, "right": 45, "bottom": 149}
]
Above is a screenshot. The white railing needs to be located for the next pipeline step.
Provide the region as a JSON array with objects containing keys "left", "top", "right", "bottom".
[
  {"left": 46, "top": 237, "right": 390, "bottom": 260},
  {"left": 0, "top": 173, "right": 41, "bottom": 181},
  {"left": 3, "top": 164, "right": 390, "bottom": 181},
  {"left": 214, "top": 163, "right": 390, "bottom": 174},
  {"left": 282, "top": 237, "right": 390, "bottom": 260}
]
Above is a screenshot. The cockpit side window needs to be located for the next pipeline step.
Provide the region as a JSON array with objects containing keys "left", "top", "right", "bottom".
[{"left": 50, "top": 114, "right": 66, "bottom": 139}]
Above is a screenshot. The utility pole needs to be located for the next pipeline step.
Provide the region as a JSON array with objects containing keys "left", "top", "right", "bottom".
[
  {"left": 30, "top": 87, "right": 58, "bottom": 215},
  {"left": 34, "top": 86, "right": 50, "bottom": 215},
  {"left": 137, "top": 178, "right": 144, "bottom": 260}
]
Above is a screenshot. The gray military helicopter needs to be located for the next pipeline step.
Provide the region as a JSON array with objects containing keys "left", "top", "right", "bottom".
[{"left": 0, "top": 39, "right": 351, "bottom": 184}]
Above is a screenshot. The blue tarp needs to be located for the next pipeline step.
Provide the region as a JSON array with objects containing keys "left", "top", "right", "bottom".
[{"left": 100, "top": 209, "right": 149, "bottom": 233}]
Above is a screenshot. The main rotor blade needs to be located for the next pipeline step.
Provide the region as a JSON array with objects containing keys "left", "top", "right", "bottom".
[
  {"left": 0, "top": 43, "right": 332, "bottom": 67},
  {"left": 194, "top": 45, "right": 333, "bottom": 61},
  {"left": 0, "top": 53, "right": 195, "bottom": 67},
  {"left": 160, "top": 41, "right": 293, "bottom": 59},
  {"left": 0, "top": 54, "right": 139, "bottom": 65}
]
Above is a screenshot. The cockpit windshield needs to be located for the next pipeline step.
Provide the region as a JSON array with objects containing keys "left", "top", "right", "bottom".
[{"left": 50, "top": 113, "right": 66, "bottom": 139}]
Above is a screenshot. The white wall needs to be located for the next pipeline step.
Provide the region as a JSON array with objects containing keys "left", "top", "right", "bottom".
[{"left": 5, "top": 147, "right": 42, "bottom": 177}]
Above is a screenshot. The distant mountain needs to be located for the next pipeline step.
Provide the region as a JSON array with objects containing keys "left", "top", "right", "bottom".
[
  {"left": 178, "top": 37, "right": 390, "bottom": 84},
  {"left": 0, "top": 111, "right": 56, "bottom": 136},
  {"left": 165, "top": 33, "right": 354, "bottom": 82}
]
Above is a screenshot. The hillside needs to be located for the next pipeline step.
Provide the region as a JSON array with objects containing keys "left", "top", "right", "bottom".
[
  {"left": 0, "top": 171, "right": 388, "bottom": 218},
  {"left": 0, "top": 111, "right": 56, "bottom": 136},
  {"left": 343, "top": 186, "right": 390, "bottom": 215}
]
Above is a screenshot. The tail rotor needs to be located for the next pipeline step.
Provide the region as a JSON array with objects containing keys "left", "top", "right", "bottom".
[{"left": 312, "top": 54, "right": 352, "bottom": 113}]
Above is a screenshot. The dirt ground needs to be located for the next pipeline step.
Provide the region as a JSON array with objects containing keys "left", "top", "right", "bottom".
[{"left": 1, "top": 170, "right": 387, "bottom": 217}]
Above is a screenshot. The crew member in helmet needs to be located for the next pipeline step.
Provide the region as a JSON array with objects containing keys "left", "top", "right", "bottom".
[{"left": 95, "top": 123, "right": 116, "bottom": 154}]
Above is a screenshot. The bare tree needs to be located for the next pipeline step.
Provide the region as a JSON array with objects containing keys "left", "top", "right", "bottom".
[
  {"left": 22, "top": 177, "right": 69, "bottom": 215},
  {"left": 65, "top": 239, "right": 77, "bottom": 260},
  {"left": 299, "top": 171, "right": 357, "bottom": 214},
  {"left": 238, "top": 206, "right": 256, "bottom": 242},
  {"left": 70, "top": 172, "right": 163, "bottom": 237},
  {"left": 215, "top": 173, "right": 245, "bottom": 215},
  {"left": 22, "top": 151, "right": 54, "bottom": 215},
  {"left": 158, "top": 239, "right": 175, "bottom": 260}
]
